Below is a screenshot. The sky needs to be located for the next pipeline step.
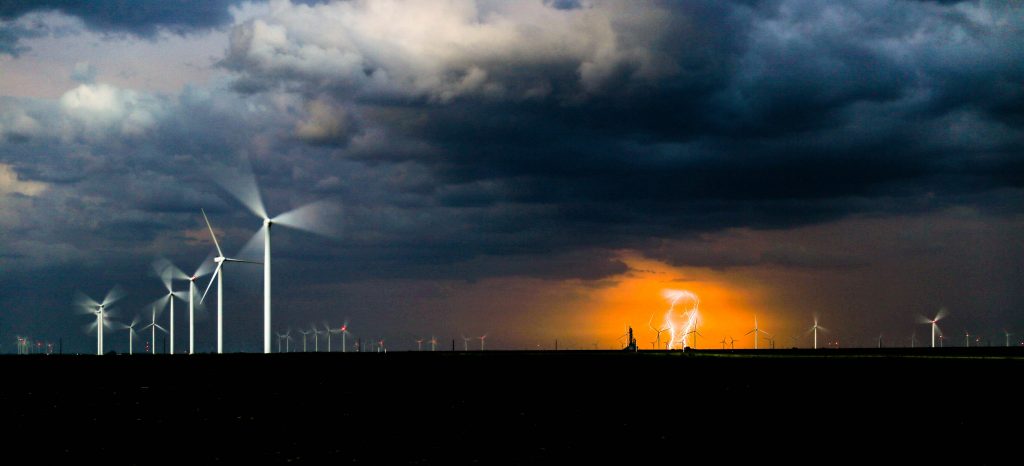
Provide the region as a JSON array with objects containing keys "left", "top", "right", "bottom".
[{"left": 1, "top": 0, "right": 1022, "bottom": 353}]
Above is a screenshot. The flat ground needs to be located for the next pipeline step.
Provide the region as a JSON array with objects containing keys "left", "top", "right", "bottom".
[{"left": 4, "top": 349, "right": 1021, "bottom": 463}]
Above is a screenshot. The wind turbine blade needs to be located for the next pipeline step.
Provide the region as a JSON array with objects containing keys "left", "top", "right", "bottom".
[
  {"left": 83, "top": 322, "right": 98, "bottom": 333},
  {"left": 130, "top": 315, "right": 141, "bottom": 327},
  {"left": 171, "top": 290, "right": 189, "bottom": 301},
  {"left": 234, "top": 226, "right": 265, "bottom": 262},
  {"left": 102, "top": 285, "right": 126, "bottom": 307},
  {"left": 193, "top": 251, "right": 216, "bottom": 278},
  {"left": 271, "top": 200, "right": 344, "bottom": 238},
  {"left": 155, "top": 324, "right": 168, "bottom": 333},
  {"left": 145, "top": 295, "right": 171, "bottom": 317},
  {"left": 935, "top": 307, "right": 948, "bottom": 322},
  {"left": 200, "top": 263, "right": 222, "bottom": 304},
  {"left": 745, "top": 329, "right": 755, "bottom": 336},
  {"left": 211, "top": 161, "right": 268, "bottom": 220},
  {"left": 201, "top": 208, "right": 224, "bottom": 257},
  {"left": 73, "top": 291, "right": 100, "bottom": 309},
  {"left": 153, "top": 257, "right": 188, "bottom": 291},
  {"left": 818, "top": 326, "right": 829, "bottom": 333},
  {"left": 916, "top": 314, "right": 933, "bottom": 325},
  {"left": 225, "top": 258, "right": 263, "bottom": 265}
]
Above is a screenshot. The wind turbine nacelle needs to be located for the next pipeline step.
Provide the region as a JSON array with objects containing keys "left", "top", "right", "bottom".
[{"left": 214, "top": 257, "right": 225, "bottom": 263}]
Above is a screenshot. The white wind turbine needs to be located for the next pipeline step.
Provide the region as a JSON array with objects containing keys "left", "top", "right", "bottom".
[
  {"left": 199, "top": 208, "right": 262, "bottom": 354},
  {"left": 323, "top": 323, "right": 336, "bottom": 352},
  {"left": 121, "top": 316, "right": 141, "bottom": 355},
  {"left": 429, "top": 336, "right": 438, "bottom": 352},
  {"left": 461, "top": 335, "right": 471, "bottom": 351},
  {"left": 478, "top": 334, "right": 488, "bottom": 351},
  {"left": 648, "top": 313, "right": 669, "bottom": 350},
  {"left": 152, "top": 258, "right": 190, "bottom": 355},
  {"left": 181, "top": 256, "right": 215, "bottom": 354},
  {"left": 918, "top": 308, "right": 947, "bottom": 348},
  {"left": 809, "top": 317, "right": 828, "bottom": 350},
  {"left": 275, "top": 330, "right": 287, "bottom": 353},
  {"left": 745, "top": 316, "right": 769, "bottom": 349},
  {"left": 312, "top": 325, "right": 325, "bottom": 352},
  {"left": 337, "top": 322, "right": 350, "bottom": 352},
  {"left": 298, "top": 328, "right": 312, "bottom": 352},
  {"left": 416, "top": 337, "right": 425, "bottom": 351},
  {"left": 210, "top": 166, "right": 342, "bottom": 354},
  {"left": 1005, "top": 329, "right": 1013, "bottom": 347},
  {"left": 75, "top": 286, "right": 125, "bottom": 355},
  {"left": 142, "top": 306, "right": 168, "bottom": 354}
]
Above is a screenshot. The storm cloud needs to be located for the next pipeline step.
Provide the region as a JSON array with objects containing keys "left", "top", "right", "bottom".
[{"left": 1, "top": 0, "right": 1022, "bottom": 351}]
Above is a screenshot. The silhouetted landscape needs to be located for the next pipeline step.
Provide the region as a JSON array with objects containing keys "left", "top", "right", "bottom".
[{"left": 6, "top": 350, "right": 1021, "bottom": 463}]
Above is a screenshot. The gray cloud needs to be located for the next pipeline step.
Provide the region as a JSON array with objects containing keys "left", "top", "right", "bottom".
[{"left": 1, "top": 0, "right": 1022, "bottom": 351}]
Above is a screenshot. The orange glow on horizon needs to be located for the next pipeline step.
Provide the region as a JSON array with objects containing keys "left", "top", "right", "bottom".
[{"left": 561, "top": 252, "right": 790, "bottom": 349}]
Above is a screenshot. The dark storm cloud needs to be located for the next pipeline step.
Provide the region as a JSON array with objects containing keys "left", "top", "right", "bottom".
[
  {"left": 220, "top": 0, "right": 1024, "bottom": 243},
  {"left": 0, "top": 0, "right": 240, "bottom": 36},
  {"left": 2, "top": 0, "right": 1024, "bottom": 350}
]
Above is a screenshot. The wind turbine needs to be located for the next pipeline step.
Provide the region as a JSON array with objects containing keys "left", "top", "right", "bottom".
[
  {"left": 462, "top": 335, "right": 472, "bottom": 351},
  {"left": 182, "top": 255, "right": 214, "bottom": 354},
  {"left": 210, "top": 166, "right": 342, "bottom": 354},
  {"left": 1005, "top": 329, "right": 1013, "bottom": 347},
  {"left": 152, "top": 258, "right": 189, "bottom": 355},
  {"left": 918, "top": 308, "right": 947, "bottom": 348},
  {"left": 728, "top": 336, "right": 736, "bottom": 349},
  {"left": 298, "top": 328, "right": 312, "bottom": 352},
  {"left": 429, "top": 336, "right": 438, "bottom": 352},
  {"left": 684, "top": 323, "right": 703, "bottom": 349},
  {"left": 478, "top": 334, "right": 488, "bottom": 351},
  {"left": 75, "top": 286, "right": 125, "bottom": 355},
  {"left": 809, "top": 317, "right": 828, "bottom": 349},
  {"left": 199, "top": 208, "right": 262, "bottom": 354},
  {"left": 323, "top": 323, "right": 335, "bottom": 352},
  {"left": 337, "top": 323, "right": 349, "bottom": 352},
  {"left": 416, "top": 338, "right": 425, "bottom": 351},
  {"left": 312, "top": 325, "right": 325, "bottom": 352},
  {"left": 648, "top": 313, "right": 669, "bottom": 350},
  {"left": 964, "top": 331, "right": 970, "bottom": 348},
  {"left": 745, "top": 316, "right": 768, "bottom": 349},
  {"left": 142, "top": 306, "right": 168, "bottom": 354},
  {"left": 275, "top": 331, "right": 287, "bottom": 353},
  {"left": 719, "top": 337, "right": 727, "bottom": 349},
  {"left": 121, "top": 316, "right": 141, "bottom": 355}
]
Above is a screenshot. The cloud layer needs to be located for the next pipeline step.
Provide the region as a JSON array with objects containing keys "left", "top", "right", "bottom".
[{"left": 1, "top": 0, "right": 1022, "bottom": 350}]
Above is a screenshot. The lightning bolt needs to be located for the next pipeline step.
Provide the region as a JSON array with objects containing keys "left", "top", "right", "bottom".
[{"left": 662, "top": 289, "right": 700, "bottom": 349}]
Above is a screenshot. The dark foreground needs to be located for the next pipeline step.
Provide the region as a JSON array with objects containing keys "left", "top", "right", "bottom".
[{"left": 5, "top": 349, "right": 1022, "bottom": 463}]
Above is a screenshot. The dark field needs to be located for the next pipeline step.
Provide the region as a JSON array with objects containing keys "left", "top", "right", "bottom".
[{"left": 5, "top": 349, "right": 1022, "bottom": 463}]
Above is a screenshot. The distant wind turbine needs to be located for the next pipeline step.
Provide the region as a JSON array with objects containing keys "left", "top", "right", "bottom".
[
  {"left": 461, "top": 336, "right": 471, "bottom": 351},
  {"left": 298, "top": 328, "right": 312, "bottom": 352},
  {"left": 1005, "top": 329, "right": 1014, "bottom": 348},
  {"left": 648, "top": 314, "right": 669, "bottom": 350},
  {"left": 75, "top": 286, "right": 125, "bottom": 355},
  {"left": 918, "top": 308, "right": 947, "bottom": 348},
  {"left": 121, "top": 316, "right": 141, "bottom": 355},
  {"left": 745, "top": 316, "right": 769, "bottom": 349},
  {"left": 142, "top": 306, "right": 168, "bottom": 355},
  {"left": 478, "top": 334, "right": 488, "bottom": 351},
  {"left": 809, "top": 317, "right": 828, "bottom": 350}
]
